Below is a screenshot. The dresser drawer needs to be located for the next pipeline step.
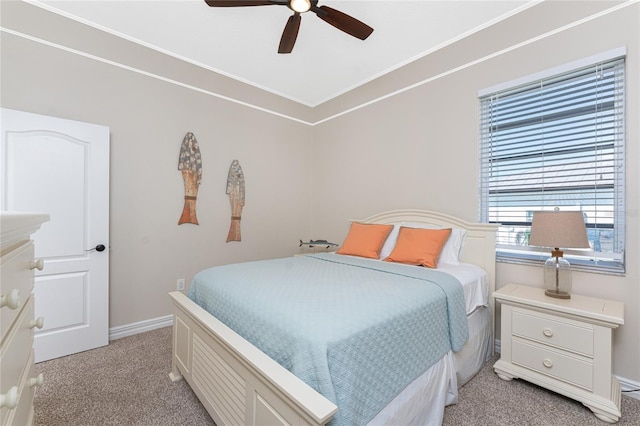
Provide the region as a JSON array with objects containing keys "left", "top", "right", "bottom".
[
  {"left": 512, "top": 308, "right": 593, "bottom": 356},
  {"left": 3, "top": 351, "right": 37, "bottom": 426},
  {"left": 1, "top": 241, "right": 35, "bottom": 340},
  {"left": 512, "top": 338, "right": 593, "bottom": 390},
  {"left": 0, "top": 295, "right": 34, "bottom": 420}
]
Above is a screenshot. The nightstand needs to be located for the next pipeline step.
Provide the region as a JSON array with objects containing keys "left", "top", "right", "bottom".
[{"left": 493, "top": 284, "right": 624, "bottom": 423}]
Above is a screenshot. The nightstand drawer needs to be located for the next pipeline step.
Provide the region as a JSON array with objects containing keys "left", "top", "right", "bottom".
[
  {"left": 512, "top": 339, "right": 593, "bottom": 390},
  {"left": 512, "top": 309, "right": 593, "bottom": 356}
]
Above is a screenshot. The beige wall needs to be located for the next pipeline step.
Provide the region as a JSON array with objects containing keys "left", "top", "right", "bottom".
[
  {"left": 311, "top": 2, "right": 639, "bottom": 382},
  {"left": 1, "top": 1, "right": 315, "bottom": 327},
  {"left": 2, "top": 1, "right": 638, "bottom": 383}
]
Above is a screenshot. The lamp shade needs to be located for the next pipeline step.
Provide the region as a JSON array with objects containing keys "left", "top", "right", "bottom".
[{"left": 529, "top": 211, "right": 590, "bottom": 249}]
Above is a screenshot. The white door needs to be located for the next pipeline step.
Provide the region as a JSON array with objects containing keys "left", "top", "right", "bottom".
[{"left": 1, "top": 108, "right": 110, "bottom": 362}]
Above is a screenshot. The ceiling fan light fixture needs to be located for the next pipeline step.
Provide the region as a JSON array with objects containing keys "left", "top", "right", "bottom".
[
  {"left": 289, "top": 0, "right": 311, "bottom": 13},
  {"left": 205, "top": 0, "right": 373, "bottom": 53}
]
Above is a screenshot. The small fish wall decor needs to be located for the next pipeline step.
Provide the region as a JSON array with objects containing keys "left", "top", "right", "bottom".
[
  {"left": 226, "top": 159, "right": 245, "bottom": 242},
  {"left": 178, "top": 132, "right": 202, "bottom": 225}
]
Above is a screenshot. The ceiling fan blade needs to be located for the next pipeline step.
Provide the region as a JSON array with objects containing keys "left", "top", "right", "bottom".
[
  {"left": 313, "top": 5, "right": 373, "bottom": 40},
  {"left": 278, "top": 14, "right": 301, "bottom": 54},
  {"left": 205, "top": 1, "right": 280, "bottom": 7}
]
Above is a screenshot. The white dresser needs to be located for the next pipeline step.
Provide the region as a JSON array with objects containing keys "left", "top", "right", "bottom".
[
  {"left": 494, "top": 284, "right": 624, "bottom": 423},
  {"left": 1, "top": 213, "right": 49, "bottom": 426}
]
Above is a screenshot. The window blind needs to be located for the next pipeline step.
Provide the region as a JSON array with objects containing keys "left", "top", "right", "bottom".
[{"left": 479, "top": 57, "right": 625, "bottom": 273}]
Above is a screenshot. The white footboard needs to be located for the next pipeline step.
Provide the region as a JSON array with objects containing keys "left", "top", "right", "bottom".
[{"left": 169, "top": 291, "right": 337, "bottom": 426}]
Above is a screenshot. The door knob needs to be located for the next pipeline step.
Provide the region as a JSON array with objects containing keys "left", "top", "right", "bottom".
[{"left": 86, "top": 244, "right": 106, "bottom": 253}]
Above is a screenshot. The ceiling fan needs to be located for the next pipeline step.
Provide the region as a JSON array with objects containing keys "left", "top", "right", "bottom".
[{"left": 205, "top": 0, "right": 374, "bottom": 54}]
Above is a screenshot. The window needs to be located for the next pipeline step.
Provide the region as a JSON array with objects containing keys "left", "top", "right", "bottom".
[{"left": 479, "top": 55, "right": 625, "bottom": 274}]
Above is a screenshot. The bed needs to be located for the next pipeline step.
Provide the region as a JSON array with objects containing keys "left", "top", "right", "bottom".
[{"left": 169, "top": 209, "right": 497, "bottom": 426}]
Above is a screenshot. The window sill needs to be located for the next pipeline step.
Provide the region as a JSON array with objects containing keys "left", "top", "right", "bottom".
[{"left": 496, "top": 253, "right": 625, "bottom": 277}]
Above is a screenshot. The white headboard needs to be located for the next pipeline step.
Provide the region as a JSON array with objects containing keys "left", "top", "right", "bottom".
[{"left": 359, "top": 209, "right": 499, "bottom": 323}]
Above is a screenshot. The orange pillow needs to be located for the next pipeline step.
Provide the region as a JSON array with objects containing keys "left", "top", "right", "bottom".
[
  {"left": 336, "top": 222, "right": 394, "bottom": 259},
  {"left": 384, "top": 227, "right": 452, "bottom": 268}
]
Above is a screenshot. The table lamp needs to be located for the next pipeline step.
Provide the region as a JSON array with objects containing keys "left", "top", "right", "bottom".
[{"left": 528, "top": 209, "right": 590, "bottom": 299}]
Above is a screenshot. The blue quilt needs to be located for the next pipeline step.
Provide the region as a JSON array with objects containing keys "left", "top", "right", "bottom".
[{"left": 188, "top": 253, "right": 468, "bottom": 426}]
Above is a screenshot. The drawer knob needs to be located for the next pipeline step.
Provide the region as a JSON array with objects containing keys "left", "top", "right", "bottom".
[
  {"left": 30, "top": 316, "right": 45, "bottom": 329},
  {"left": 29, "top": 373, "right": 44, "bottom": 388},
  {"left": 543, "top": 328, "right": 553, "bottom": 337},
  {"left": 543, "top": 359, "right": 553, "bottom": 368},
  {"left": 0, "top": 289, "right": 21, "bottom": 310},
  {"left": 30, "top": 258, "right": 44, "bottom": 271},
  {"left": 0, "top": 386, "right": 19, "bottom": 409}
]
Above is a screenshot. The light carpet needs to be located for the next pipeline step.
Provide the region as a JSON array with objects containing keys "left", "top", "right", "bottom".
[{"left": 34, "top": 326, "right": 640, "bottom": 425}]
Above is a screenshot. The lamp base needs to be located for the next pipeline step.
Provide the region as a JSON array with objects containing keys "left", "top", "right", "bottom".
[
  {"left": 545, "top": 288, "right": 571, "bottom": 299},
  {"left": 543, "top": 252, "right": 573, "bottom": 300}
]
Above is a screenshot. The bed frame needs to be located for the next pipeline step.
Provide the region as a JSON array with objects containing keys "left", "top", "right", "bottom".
[{"left": 168, "top": 209, "right": 497, "bottom": 426}]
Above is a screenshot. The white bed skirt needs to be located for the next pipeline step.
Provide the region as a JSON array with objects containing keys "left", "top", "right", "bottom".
[
  {"left": 454, "top": 305, "right": 493, "bottom": 386},
  {"left": 368, "top": 305, "right": 492, "bottom": 425}
]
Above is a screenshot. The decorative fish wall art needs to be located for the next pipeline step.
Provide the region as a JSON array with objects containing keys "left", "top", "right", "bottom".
[
  {"left": 226, "top": 159, "right": 245, "bottom": 242},
  {"left": 178, "top": 132, "right": 202, "bottom": 225}
]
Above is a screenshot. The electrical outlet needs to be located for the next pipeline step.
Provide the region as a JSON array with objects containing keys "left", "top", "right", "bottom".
[{"left": 176, "top": 278, "right": 185, "bottom": 291}]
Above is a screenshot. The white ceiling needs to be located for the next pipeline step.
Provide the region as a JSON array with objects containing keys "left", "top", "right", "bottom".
[{"left": 30, "top": 0, "right": 534, "bottom": 107}]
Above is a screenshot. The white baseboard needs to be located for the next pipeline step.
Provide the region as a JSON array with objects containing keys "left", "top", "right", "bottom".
[
  {"left": 618, "top": 376, "right": 640, "bottom": 401},
  {"left": 494, "top": 338, "right": 639, "bottom": 401},
  {"left": 109, "top": 314, "right": 173, "bottom": 341}
]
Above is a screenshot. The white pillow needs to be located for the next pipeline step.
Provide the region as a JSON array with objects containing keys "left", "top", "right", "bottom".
[
  {"left": 378, "top": 223, "right": 402, "bottom": 260},
  {"left": 440, "top": 228, "right": 466, "bottom": 265},
  {"left": 400, "top": 222, "right": 466, "bottom": 265}
]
